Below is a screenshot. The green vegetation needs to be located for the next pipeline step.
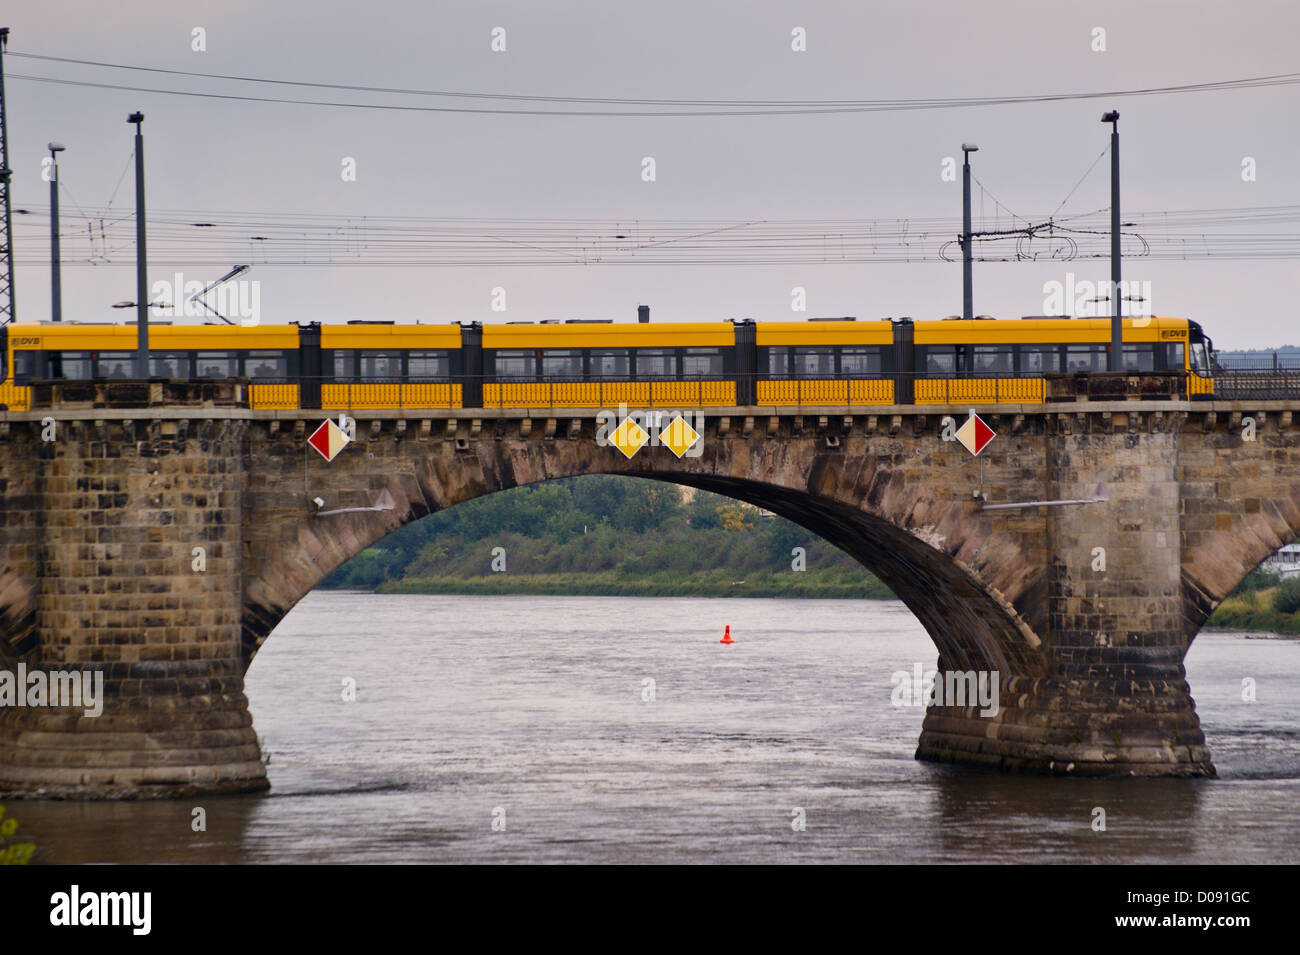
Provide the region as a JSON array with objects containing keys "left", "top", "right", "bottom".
[
  {"left": 1272, "top": 577, "right": 1300, "bottom": 615},
  {"left": 322, "top": 475, "right": 1298, "bottom": 631},
  {"left": 320, "top": 475, "right": 894, "bottom": 599},
  {"left": 1206, "top": 570, "right": 1300, "bottom": 635}
]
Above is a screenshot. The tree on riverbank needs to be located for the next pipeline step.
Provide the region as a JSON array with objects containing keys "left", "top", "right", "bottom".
[
  {"left": 320, "top": 475, "right": 892, "bottom": 598},
  {"left": 1207, "top": 572, "right": 1300, "bottom": 635}
]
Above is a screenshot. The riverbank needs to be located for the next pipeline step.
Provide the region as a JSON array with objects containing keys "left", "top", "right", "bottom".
[
  {"left": 1205, "top": 585, "right": 1300, "bottom": 636},
  {"left": 317, "top": 473, "right": 1299, "bottom": 632},
  {"left": 367, "top": 577, "right": 1298, "bottom": 631},
  {"left": 381, "top": 567, "right": 894, "bottom": 599}
]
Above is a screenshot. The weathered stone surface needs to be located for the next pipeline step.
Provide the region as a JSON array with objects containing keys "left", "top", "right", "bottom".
[
  {"left": 0, "top": 416, "right": 265, "bottom": 798},
  {"left": 1, "top": 402, "right": 1298, "bottom": 795}
]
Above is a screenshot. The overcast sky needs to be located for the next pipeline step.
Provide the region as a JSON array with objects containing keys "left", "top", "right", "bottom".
[{"left": 4, "top": 0, "right": 1298, "bottom": 348}]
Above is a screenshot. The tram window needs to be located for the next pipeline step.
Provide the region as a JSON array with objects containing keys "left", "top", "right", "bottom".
[
  {"left": 245, "top": 350, "right": 288, "bottom": 379},
  {"left": 1020, "top": 345, "right": 1061, "bottom": 374},
  {"left": 839, "top": 347, "right": 882, "bottom": 376},
  {"left": 1163, "top": 343, "right": 1186, "bottom": 370},
  {"left": 55, "top": 352, "right": 93, "bottom": 380},
  {"left": 493, "top": 350, "right": 536, "bottom": 379},
  {"left": 1190, "top": 342, "right": 1210, "bottom": 376},
  {"left": 541, "top": 350, "right": 583, "bottom": 378},
  {"left": 589, "top": 349, "right": 630, "bottom": 377},
  {"left": 793, "top": 347, "right": 835, "bottom": 377},
  {"left": 1122, "top": 344, "right": 1155, "bottom": 372},
  {"left": 360, "top": 351, "right": 401, "bottom": 380},
  {"left": 683, "top": 348, "right": 723, "bottom": 377},
  {"left": 637, "top": 349, "right": 675, "bottom": 378},
  {"left": 923, "top": 347, "right": 958, "bottom": 375},
  {"left": 971, "top": 345, "right": 1014, "bottom": 375},
  {"left": 12, "top": 350, "right": 36, "bottom": 382},
  {"left": 408, "top": 351, "right": 449, "bottom": 379},
  {"left": 1066, "top": 345, "right": 1108, "bottom": 372},
  {"left": 95, "top": 352, "right": 135, "bottom": 379},
  {"left": 332, "top": 351, "right": 355, "bottom": 379},
  {"left": 197, "top": 352, "right": 239, "bottom": 378},
  {"left": 764, "top": 348, "right": 790, "bottom": 377},
  {"left": 149, "top": 352, "right": 189, "bottom": 378}
]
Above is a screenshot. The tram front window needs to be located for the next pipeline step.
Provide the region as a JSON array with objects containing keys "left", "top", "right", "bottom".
[{"left": 1190, "top": 341, "right": 1210, "bottom": 376}]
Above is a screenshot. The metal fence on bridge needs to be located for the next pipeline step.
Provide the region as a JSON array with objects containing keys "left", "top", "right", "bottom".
[
  {"left": 18, "top": 369, "right": 1300, "bottom": 411},
  {"left": 1211, "top": 370, "right": 1300, "bottom": 400}
]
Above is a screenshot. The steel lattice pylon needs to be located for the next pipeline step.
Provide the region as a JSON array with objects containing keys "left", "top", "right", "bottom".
[{"left": 0, "top": 28, "right": 14, "bottom": 323}]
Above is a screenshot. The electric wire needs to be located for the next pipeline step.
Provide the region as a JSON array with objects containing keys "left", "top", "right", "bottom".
[{"left": 9, "top": 51, "right": 1300, "bottom": 117}]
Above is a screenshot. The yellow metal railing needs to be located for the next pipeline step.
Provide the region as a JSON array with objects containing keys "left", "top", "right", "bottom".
[
  {"left": 322, "top": 382, "right": 462, "bottom": 410},
  {"left": 756, "top": 379, "right": 895, "bottom": 405},
  {"left": 484, "top": 380, "right": 733, "bottom": 408},
  {"left": 249, "top": 383, "right": 300, "bottom": 410},
  {"left": 0, "top": 382, "right": 31, "bottom": 411},
  {"left": 6, "top": 371, "right": 1217, "bottom": 413},
  {"left": 848, "top": 378, "right": 895, "bottom": 404},
  {"left": 650, "top": 380, "right": 735, "bottom": 406},
  {"left": 914, "top": 377, "right": 1045, "bottom": 404}
]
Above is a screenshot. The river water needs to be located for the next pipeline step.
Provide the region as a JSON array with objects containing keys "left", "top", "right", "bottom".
[{"left": 10, "top": 594, "right": 1300, "bottom": 864}]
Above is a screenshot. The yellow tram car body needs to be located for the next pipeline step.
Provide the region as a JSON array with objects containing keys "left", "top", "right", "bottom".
[
  {"left": 320, "top": 323, "right": 463, "bottom": 410},
  {"left": 0, "top": 315, "right": 1215, "bottom": 412},
  {"left": 910, "top": 316, "right": 1207, "bottom": 404},
  {"left": 482, "top": 322, "right": 736, "bottom": 409}
]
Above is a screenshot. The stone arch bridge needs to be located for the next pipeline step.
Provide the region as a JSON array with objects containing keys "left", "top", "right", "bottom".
[{"left": 1, "top": 384, "right": 1297, "bottom": 796}]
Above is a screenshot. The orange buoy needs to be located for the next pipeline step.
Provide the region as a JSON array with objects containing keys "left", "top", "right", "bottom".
[{"left": 720, "top": 625, "right": 734, "bottom": 645}]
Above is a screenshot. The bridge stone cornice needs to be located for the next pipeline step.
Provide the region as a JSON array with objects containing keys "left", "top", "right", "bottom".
[{"left": 4, "top": 397, "right": 1294, "bottom": 426}]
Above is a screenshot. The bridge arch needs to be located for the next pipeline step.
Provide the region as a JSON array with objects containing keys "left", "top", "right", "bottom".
[
  {"left": 1178, "top": 416, "right": 1300, "bottom": 641},
  {"left": 240, "top": 426, "right": 1049, "bottom": 688}
]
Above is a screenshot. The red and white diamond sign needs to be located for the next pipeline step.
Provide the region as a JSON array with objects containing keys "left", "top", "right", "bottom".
[
  {"left": 308, "top": 418, "right": 351, "bottom": 462},
  {"left": 955, "top": 412, "right": 995, "bottom": 456}
]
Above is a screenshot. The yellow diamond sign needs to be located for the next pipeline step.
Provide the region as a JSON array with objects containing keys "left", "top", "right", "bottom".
[
  {"left": 609, "top": 417, "right": 650, "bottom": 458},
  {"left": 660, "top": 415, "right": 701, "bottom": 458}
]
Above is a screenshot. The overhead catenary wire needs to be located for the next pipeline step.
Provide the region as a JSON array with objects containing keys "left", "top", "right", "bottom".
[
  {"left": 8, "top": 50, "right": 1300, "bottom": 116},
  {"left": 9, "top": 51, "right": 1298, "bottom": 107},
  {"left": 1051, "top": 146, "right": 1111, "bottom": 219},
  {"left": 11, "top": 204, "right": 1300, "bottom": 267}
]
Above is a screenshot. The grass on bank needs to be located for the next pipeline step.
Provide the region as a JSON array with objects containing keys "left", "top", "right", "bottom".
[
  {"left": 382, "top": 567, "right": 895, "bottom": 599},
  {"left": 1206, "top": 572, "right": 1300, "bottom": 635}
]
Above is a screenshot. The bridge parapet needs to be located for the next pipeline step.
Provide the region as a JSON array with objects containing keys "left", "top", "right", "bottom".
[{"left": 10, "top": 366, "right": 1279, "bottom": 417}]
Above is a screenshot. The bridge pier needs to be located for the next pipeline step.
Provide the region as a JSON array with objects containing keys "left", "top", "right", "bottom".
[
  {"left": 0, "top": 416, "right": 266, "bottom": 797},
  {"left": 916, "top": 672, "right": 1213, "bottom": 776},
  {"left": 916, "top": 418, "right": 1213, "bottom": 776}
]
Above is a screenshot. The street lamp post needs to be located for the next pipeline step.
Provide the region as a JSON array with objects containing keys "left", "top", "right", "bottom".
[
  {"left": 48, "top": 142, "right": 64, "bottom": 322},
  {"left": 1102, "top": 111, "right": 1122, "bottom": 371},
  {"left": 961, "top": 143, "right": 978, "bottom": 321},
  {"left": 128, "top": 112, "right": 149, "bottom": 377}
]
